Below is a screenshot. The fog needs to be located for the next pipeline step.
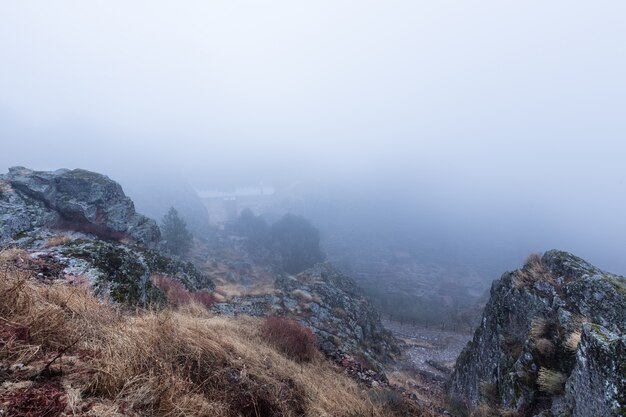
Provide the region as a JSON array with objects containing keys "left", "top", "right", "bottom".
[{"left": 1, "top": 1, "right": 625, "bottom": 277}]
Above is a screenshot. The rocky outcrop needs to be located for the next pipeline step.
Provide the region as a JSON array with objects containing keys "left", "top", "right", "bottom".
[
  {"left": 0, "top": 167, "right": 215, "bottom": 306},
  {"left": 447, "top": 250, "right": 625, "bottom": 416},
  {"left": 0, "top": 167, "right": 160, "bottom": 245},
  {"left": 213, "top": 263, "right": 398, "bottom": 373}
]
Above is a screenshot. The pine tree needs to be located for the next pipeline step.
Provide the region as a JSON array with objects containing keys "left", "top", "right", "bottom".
[{"left": 161, "top": 207, "right": 193, "bottom": 255}]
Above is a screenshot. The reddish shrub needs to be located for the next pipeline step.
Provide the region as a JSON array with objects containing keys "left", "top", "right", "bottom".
[
  {"left": 152, "top": 275, "right": 215, "bottom": 309},
  {"left": 0, "top": 382, "right": 66, "bottom": 417},
  {"left": 55, "top": 219, "right": 127, "bottom": 241},
  {"left": 261, "top": 316, "right": 317, "bottom": 362},
  {"left": 193, "top": 289, "right": 217, "bottom": 309}
]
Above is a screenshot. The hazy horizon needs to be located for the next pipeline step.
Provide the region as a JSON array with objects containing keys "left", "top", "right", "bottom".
[{"left": 1, "top": 1, "right": 625, "bottom": 275}]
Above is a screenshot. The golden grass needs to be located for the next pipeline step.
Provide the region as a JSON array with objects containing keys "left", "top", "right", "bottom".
[
  {"left": 564, "top": 330, "right": 582, "bottom": 352},
  {"left": 214, "top": 282, "right": 276, "bottom": 299},
  {"left": 514, "top": 253, "right": 555, "bottom": 288},
  {"left": 0, "top": 248, "right": 30, "bottom": 264},
  {"left": 537, "top": 367, "right": 566, "bottom": 394},
  {"left": 529, "top": 317, "right": 549, "bottom": 340},
  {"left": 0, "top": 252, "right": 426, "bottom": 417},
  {"left": 45, "top": 234, "right": 72, "bottom": 248}
]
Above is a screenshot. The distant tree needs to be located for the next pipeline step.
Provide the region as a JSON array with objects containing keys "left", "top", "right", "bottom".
[
  {"left": 233, "top": 208, "right": 270, "bottom": 248},
  {"left": 161, "top": 207, "right": 193, "bottom": 255},
  {"left": 271, "top": 214, "right": 324, "bottom": 274}
]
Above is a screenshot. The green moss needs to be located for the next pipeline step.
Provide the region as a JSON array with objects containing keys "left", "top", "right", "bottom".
[
  {"left": 12, "top": 230, "right": 28, "bottom": 240},
  {"left": 61, "top": 241, "right": 166, "bottom": 307},
  {"left": 589, "top": 324, "right": 612, "bottom": 343}
]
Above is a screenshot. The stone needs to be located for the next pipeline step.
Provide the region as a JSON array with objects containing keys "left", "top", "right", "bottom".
[
  {"left": 446, "top": 250, "right": 625, "bottom": 416},
  {"left": 0, "top": 167, "right": 160, "bottom": 245}
]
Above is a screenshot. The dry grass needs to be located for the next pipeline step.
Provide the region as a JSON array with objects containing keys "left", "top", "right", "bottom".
[
  {"left": 535, "top": 338, "right": 555, "bottom": 357},
  {"left": 45, "top": 235, "right": 72, "bottom": 248},
  {"left": 0, "top": 252, "right": 424, "bottom": 417},
  {"left": 0, "top": 248, "right": 30, "bottom": 264},
  {"left": 214, "top": 282, "right": 276, "bottom": 299},
  {"left": 537, "top": 367, "right": 566, "bottom": 394},
  {"left": 529, "top": 317, "right": 549, "bottom": 340},
  {"left": 514, "top": 253, "right": 555, "bottom": 288},
  {"left": 291, "top": 288, "right": 313, "bottom": 302},
  {"left": 564, "top": 330, "right": 581, "bottom": 352}
]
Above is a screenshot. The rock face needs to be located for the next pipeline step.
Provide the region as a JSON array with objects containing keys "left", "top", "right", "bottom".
[
  {"left": 0, "top": 167, "right": 160, "bottom": 245},
  {"left": 566, "top": 324, "right": 625, "bottom": 417},
  {"left": 447, "top": 250, "right": 626, "bottom": 416},
  {"left": 213, "top": 263, "right": 398, "bottom": 372}
]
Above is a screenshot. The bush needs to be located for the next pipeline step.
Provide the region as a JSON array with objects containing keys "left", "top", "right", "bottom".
[
  {"left": 152, "top": 275, "right": 216, "bottom": 309},
  {"left": 232, "top": 208, "right": 270, "bottom": 248},
  {"left": 261, "top": 316, "right": 317, "bottom": 362},
  {"left": 270, "top": 214, "right": 324, "bottom": 274}
]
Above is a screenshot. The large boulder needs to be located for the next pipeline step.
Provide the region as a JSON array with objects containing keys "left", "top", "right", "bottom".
[
  {"left": 0, "top": 167, "right": 160, "bottom": 245},
  {"left": 446, "top": 250, "right": 625, "bottom": 416}
]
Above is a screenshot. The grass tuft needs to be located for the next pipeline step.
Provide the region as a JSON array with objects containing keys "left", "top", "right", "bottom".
[{"left": 537, "top": 367, "right": 566, "bottom": 394}]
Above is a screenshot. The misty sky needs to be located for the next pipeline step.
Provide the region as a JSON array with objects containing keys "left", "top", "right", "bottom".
[{"left": 1, "top": 1, "right": 625, "bottom": 273}]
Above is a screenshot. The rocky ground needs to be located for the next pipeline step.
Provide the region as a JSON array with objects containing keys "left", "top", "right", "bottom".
[{"left": 381, "top": 319, "right": 471, "bottom": 414}]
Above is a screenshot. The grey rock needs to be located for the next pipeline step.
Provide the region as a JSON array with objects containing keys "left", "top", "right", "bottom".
[
  {"left": 446, "top": 250, "right": 625, "bottom": 416},
  {"left": 0, "top": 167, "right": 160, "bottom": 245},
  {"left": 565, "top": 324, "right": 625, "bottom": 417},
  {"left": 212, "top": 263, "right": 399, "bottom": 371}
]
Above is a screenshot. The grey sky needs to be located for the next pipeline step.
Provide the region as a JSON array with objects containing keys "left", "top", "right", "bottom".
[{"left": 1, "top": 1, "right": 625, "bottom": 272}]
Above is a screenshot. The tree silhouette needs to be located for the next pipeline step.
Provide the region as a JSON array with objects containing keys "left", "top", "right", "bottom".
[
  {"left": 161, "top": 207, "right": 193, "bottom": 255},
  {"left": 271, "top": 214, "right": 324, "bottom": 274}
]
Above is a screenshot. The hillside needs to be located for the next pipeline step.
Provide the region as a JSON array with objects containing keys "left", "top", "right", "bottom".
[
  {"left": 0, "top": 167, "right": 432, "bottom": 416},
  {"left": 0, "top": 251, "right": 424, "bottom": 417}
]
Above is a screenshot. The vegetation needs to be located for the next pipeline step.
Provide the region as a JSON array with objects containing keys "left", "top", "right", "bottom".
[
  {"left": 564, "top": 330, "right": 582, "bottom": 352},
  {"left": 232, "top": 208, "right": 270, "bottom": 249},
  {"left": 536, "top": 367, "right": 566, "bottom": 394},
  {"left": 261, "top": 316, "right": 318, "bottom": 363},
  {"left": 161, "top": 207, "right": 193, "bottom": 256},
  {"left": 514, "top": 253, "right": 555, "bottom": 288},
  {"left": 535, "top": 338, "right": 555, "bottom": 357},
  {"left": 61, "top": 240, "right": 166, "bottom": 306},
  {"left": 152, "top": 274, "right": 216, "bottom": 309},
  {"left": 0, "top": 252, "right": 425, "bottom": 417},
  {"left": 231, "top": 210, "right": 326, "bottom": 274}
]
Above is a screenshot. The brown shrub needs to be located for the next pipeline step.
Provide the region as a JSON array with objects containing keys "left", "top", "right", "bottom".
[
  {"left": 261, "top": 316, "right": 317, "bottom": 363},
  {"left": 152, "top": 274, "right": 216, "bottom": 309},
  {"left": 514, "top": 253, "right": 555, "bottom": 288},
  {"left": 535, "top": 338, "right": 555, "bottom": 356}
]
